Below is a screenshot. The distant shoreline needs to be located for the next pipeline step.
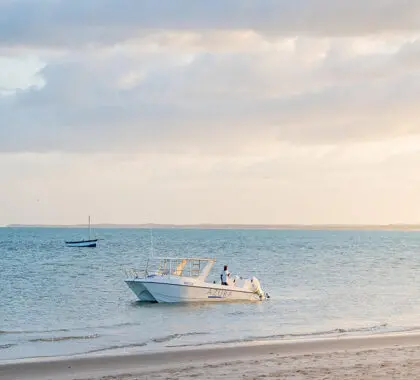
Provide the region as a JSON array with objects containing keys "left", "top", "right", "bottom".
[{"left": 5, "top": 223, "right": 420, "bottom": 231}]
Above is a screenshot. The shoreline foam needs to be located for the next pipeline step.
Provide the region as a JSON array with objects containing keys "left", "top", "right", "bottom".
[
  {"left": 1, "top": 321, "right": 414, "bottom": 362},
  {"left": 3, "top": 332, "right": 420, "bottom": 379}
]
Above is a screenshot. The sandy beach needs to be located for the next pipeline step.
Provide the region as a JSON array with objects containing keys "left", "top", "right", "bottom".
[{"left": 3, "top": 333, "right": 420, "bottom": 379}]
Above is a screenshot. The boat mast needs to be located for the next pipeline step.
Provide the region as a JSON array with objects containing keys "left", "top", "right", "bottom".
[
  {"left": 150, "top": 227, "right": 154, "bottom": 258},
  {"left": 88, "top": 215, "right": 91, "bottom": 240}
]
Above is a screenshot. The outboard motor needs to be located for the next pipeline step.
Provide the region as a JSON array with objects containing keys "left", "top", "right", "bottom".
[{"left": 250, "top": 276, "right": 265, "bottom": 300}]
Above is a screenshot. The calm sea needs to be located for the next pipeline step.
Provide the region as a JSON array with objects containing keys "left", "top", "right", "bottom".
[{"left": 2, "top": 227, "right": 420, "bottom": 361}]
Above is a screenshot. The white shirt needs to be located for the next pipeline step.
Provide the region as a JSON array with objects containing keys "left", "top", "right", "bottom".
[{"left": 221, "top": 270, "right": 230, "bottom": 283}]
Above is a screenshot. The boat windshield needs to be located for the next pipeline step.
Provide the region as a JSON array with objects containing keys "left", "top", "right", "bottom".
[{"left": 146, "top": 257, "right": 215, "bottom": 278}]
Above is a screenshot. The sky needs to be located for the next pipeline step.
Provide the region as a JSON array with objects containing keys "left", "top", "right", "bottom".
[{"left": 3, "top": 1, "right": 420, "bottom": 225}]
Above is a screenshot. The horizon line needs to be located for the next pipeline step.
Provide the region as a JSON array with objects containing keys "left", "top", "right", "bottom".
[{"left": 4, "top": 223, "right": 420, "bottom": 231}]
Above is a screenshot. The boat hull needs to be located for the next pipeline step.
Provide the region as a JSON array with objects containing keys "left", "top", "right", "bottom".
[
  {"left": 65, "top": 239, "right": 98, "bottom": 248},
  {"left": 125, "top": 279, "right": 262, "bottom": 303},
  {"left": 125, "top": 280, "right": 157, "bottom": 302}
]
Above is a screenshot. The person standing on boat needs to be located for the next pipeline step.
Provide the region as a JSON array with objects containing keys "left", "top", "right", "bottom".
[{"left": 221, "top": 265, "right": 230, "bottom": 285}]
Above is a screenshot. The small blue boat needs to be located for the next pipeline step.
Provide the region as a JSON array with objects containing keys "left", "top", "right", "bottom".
[
  {"left": 65, "top": 216, "right": 98, "bottom": 248},
  {"left": 65, "top": 239, "right": 98, "bottom": 248}
]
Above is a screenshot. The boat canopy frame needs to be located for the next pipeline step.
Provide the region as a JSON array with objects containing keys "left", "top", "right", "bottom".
[{"left": 127, "top": 257, "right": 216, "bottom": 281}]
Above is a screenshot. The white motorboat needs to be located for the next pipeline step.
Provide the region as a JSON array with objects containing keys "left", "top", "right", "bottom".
[{"left": 124, "top": 257, "right": 268, "bottom": 303}]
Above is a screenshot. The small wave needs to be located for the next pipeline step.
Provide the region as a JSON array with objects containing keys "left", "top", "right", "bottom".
[
  {"left": 227, "top": 311, "right": 245, "bottom": 316},
  {"left": 0, "top": 330, "right": 23, "bottom": 335},
  {"left": 0, "top": 328, "right": 70, "bottom": 335},
  {"left": 85, "top": 342, "right": 148, "bottom": 354},
  {"left": 29, "top": 334, "right": 99, "bottom": 343},
  {"left": 295, "top": 323, "right": 389, "bottom": 338},
  {"left": 0, "top": 344, "right": 16, "bottom": 350},
  {"left": 152, "top": 332, "right": 209, "bottom": 343},
  {"left": 167, "top": 336, "right": 261, "bottom": 348},
  {"left": 166, "top": 323, "right": 392, "bottom": 348},
  {"left": 98, "top": 322, "right": 138, "bottom": 329}
]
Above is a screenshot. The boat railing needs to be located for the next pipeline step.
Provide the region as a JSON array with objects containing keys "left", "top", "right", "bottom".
[
  {"left": 124, "top": 268, "right": 147, "bottom": 279},
  {"left": 124, "top": 263, "right": 169, "bottom": 278},
  {"left": 125, "top": 257, "right": 215, "bottom": 279}
]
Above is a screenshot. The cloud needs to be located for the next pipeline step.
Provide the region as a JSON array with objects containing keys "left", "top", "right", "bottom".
[
  {"left": 4, "top": 2, "right": 420, "bottom": 225},
  {"left": 1, "top": 1, "right": 420, "bottom": 49},
  {"left": 3, "top": 32, "right": 420, "bottom": 154}
]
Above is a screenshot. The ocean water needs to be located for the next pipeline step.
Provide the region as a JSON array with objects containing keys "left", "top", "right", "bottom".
[{"left": 2, "top": 227, "right": 420, "bottom": 361}]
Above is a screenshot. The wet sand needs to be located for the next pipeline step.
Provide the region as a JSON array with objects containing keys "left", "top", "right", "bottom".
[{"left": 3, "top": 333, "right": 420, "bottom": 379}]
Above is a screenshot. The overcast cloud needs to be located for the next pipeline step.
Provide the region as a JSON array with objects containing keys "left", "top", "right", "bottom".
[
  {"left": 2, "top": 30, "right": 420, "bottom": 153},
  {"left": 1, "top": 1, "right": 420, "bottom": 48},
  {"left": 2, "top": 1, "right": 420, "bottom": 224}
]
